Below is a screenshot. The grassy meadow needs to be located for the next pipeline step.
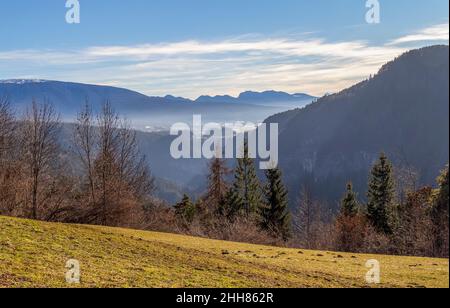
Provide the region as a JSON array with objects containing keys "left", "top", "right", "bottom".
[{"left": 0, "top": 216, "right": 448, "bottom": 288}]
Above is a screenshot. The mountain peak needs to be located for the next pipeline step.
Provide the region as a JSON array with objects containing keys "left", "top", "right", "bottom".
[
  {"left": 194, "top": 90, "right": 316, "bottom": 107},
  {"left": 378, "top": 45, "right": 449, "bottom": 76},
  {"left": 238, "top": 90, "right": 291, "bottom": 100}
]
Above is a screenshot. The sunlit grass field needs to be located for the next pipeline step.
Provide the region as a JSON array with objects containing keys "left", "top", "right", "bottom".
[{"left": 0, "top": 216, "right": 448, "bottom": 288}]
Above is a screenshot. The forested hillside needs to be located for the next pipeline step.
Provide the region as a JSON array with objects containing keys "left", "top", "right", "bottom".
[{"left": 267, "top": 45, "right": 449, "bottom": 206}]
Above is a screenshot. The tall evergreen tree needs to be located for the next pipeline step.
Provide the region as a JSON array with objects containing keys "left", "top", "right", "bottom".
[
  {"left": 335, "top": 183, "right": 365, "bottom": 252},
  {"left": 228, "top": 141, "right": 262, "bottom": 218},
  {"left": 340, "top": 183, "right": 359, "bottom": 217},
  {"left": 175, "top": 194, "right": 196, "bottom": 223},
  {"left": 205, "top": 157, "right": 230, "bottom": 214},
  {"left": 367, "top": 153, "right": 395, "bottom": 234},
  {"left": 261, "top": 167, "right": 291, "bottom": 240}
]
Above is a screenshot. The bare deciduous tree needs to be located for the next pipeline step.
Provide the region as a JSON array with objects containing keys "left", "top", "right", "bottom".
[
  {"left": 293, "top": 186, "right": 315, "bottom": 248},
  {"left": 73, "top": 101, "right": 154, "bottom": 226},
  {"left": 74, "top": 102, "right": 97, "bottom": 205},
  {"left": 292, "top": 186, "right": 333, "bottom": 250},
  {"left": 394, "top": 165, "right": 419, "bottom": 205},
  {"left": 391, "top": 187, "right": 435, "bottom": 256},
  {"left": 21, "top": 100, "right": 61, "bottom": 219},
  {"left": 0, "top": 97, "right": 20, "bottom": 216},
  {"left": 0, "top": 97, "right": 15, "bottom": 156},
  {"left": 116, "top": 120, "right": 154, "bottom": 201}
]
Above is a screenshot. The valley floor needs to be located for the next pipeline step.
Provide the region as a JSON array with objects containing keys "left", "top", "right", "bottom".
[{"left": 0, "top": 216, "right": 448, "bottom": 288}]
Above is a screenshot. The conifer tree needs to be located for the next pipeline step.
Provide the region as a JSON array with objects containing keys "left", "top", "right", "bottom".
[
  {"left": 205, "top": 157, "right": 230, "bottom": 214},
  {"left": 336, "top": 183, "right": 365, "bottom": 252},
  {"left": 261, "top": 167, "right": 291, "bottom": 240},
  {"left": 228, "top": 141, "right": 262, "bottom": 218},
  {"left": 175, "top": 194, "right": 196, "bottom": 223},
  {"left": 340, "top": 183, "right": 359, "bottom": 217},
  {"left": 367, "top": 153, "right": 395, "bottom": 234}
]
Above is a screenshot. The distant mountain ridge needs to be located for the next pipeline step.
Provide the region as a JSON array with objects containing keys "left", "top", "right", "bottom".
[
  {"left": 0, "top": 79, "right": 151, "bottom": 114},
  {"left": 0, "top": 79, "right": 314, "bottom": 107},
  {"left": 196, "top": 90, "right": 316, "bottom": 106},
  {"left": 0, "top": 79, "right": 315, "bottom": 130}
]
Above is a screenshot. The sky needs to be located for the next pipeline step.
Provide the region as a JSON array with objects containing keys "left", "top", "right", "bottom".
[{"left": 0, "top": 0, "right": 448, "bottom": 98}]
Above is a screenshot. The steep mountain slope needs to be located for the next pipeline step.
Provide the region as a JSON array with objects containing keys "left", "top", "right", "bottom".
[
  {"left": 1, "top": 216, "right": 448, "bottom": 288},
  {"left": 266, "top": 45, "right": 449, "bottom": 206}
]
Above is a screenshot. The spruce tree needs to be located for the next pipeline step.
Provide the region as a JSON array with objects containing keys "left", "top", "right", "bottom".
[
  {"left": 175, "top": 194, "right": 196, "bottom": 223},
  {"left": 229, "top": 141, "right": 262, "bottom": 218},
  {"left": 367, "top": 153, "right": 395, "bottom": 234},
  {"left": 261, "top": 167, "right": 291, "bottom": 240},
  {"left": 340, "top": 183, "right": 359, "bottom": 217}
]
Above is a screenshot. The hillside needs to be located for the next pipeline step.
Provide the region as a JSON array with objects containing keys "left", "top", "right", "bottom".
[
  {"left": 266, "top": 45, "right": 449, "bottom": 205},
  {"left": 0, "top": 216, "right": 448, "bottom": 288}
]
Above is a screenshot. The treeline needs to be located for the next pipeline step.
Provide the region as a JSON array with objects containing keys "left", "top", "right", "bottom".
[
  {"left": 172, "top": 144, "right": 291, "bottom": 245},
  {"left": 333, "top": 154, "right": 448, "bottom": 258},
  {"left": 0, "top": 98, "right": 154, "bottom": 227},
  {"left": 1, "top": 98, "right": 448, "bottom": 258},
  {"left": 172, "top": 150, "right": 448, "bottom": 258}
]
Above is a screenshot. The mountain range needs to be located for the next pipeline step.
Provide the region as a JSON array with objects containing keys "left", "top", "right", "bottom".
[
  {"left": 0, "top": 80, "right": 314, "bottom": 203},
  {"left": 196, "top": 91, "right": 315, "bottom": 107},
  {"left": 0, "top": 80, "right": 315, "bottom": 131}
]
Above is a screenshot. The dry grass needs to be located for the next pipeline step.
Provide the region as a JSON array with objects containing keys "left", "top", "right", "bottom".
[{"left": 0, "top": 216, "right": 448, "bottom": 288}]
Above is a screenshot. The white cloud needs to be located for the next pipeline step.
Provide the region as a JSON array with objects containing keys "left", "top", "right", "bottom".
[
  {"left": 0, "top": 23, "right": 447, "bottom": 98},
  {"left": 388, "top": 22, "right": 449, "bottom": 45}
]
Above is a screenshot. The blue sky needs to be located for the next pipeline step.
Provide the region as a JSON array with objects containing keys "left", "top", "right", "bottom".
[{"left": 0, "top": 0, "right": 448, "bottom": 98}]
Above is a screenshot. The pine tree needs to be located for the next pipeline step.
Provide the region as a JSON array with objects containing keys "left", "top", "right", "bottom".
[
  {"left": 205, "top": 157, "right": 230, "bottom": 214},
  {"left": 340, "top": 183, "right": 359, "bottom": 217},
  {"left": 175, "top": 194, "right": 196, "bottom": 223},
  {"left": 228, "top": 141, "right": 262, "bottom": 218},
  {"left": 261, "top": 167, "right": 291, "bottom": 240},
  {"left": 367, "top": 153, "right": 395, "bottom": 234}
]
